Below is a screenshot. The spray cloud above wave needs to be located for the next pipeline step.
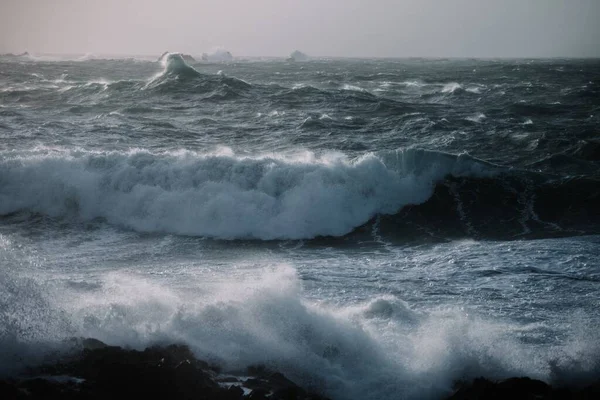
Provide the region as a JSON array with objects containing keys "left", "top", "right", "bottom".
[{"left": 2, "top": 259, "right": 598, "bottom": 400}]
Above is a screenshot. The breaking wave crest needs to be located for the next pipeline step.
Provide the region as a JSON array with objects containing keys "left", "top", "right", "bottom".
[
  {"left": 0, "top": 148, "right": 496, "bottom": 240},
  {"left": 2, "top": 147, "right": 598, "bottom": 241},
  {"left": 143, "top": 53, "right": 250, "bottom": 95},
  {"left": 1, "top": 263, "right": 599, "bottom": 399},
  {"left": 144, "top": 53, "right": 202, "bottom": 88}
]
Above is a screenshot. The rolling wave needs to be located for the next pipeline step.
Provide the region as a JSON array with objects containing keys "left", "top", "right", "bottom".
[
  {"left": 4, "top": 147, "right": 595, "bottom": 241},
  {"left": 0, "top": 148, "right": 496, "bottom": 240}
]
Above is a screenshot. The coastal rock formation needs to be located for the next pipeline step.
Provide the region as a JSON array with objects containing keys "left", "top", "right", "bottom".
[
  {"left": 1, "top": 52, "right": 29, "bottom": 58},
  {"left": 0, "top": 340, "right": 600, "bottom": 399},
  {"left": 447, "top": 377, "right": 600, "bottom": 400},
  {"left": 0, "top": 339, "right": 330, "bottom": 400}
]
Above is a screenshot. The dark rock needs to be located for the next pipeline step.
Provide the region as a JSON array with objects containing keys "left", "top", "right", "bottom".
[
  {"left": 0, "top": 380, "right": 21, "bottom": 399},
  {"left": 217, "top": 376, "right": 241, "bottom": 383},
  {"left": 224, "top": 385, "right": 245, "bottom": 399},
  {"left": 447, "top": 377, "right": 600, "bottom": 400},
  {"left": 0, "top": 340, "right": 330, "bottom": 400},
  {"left": 81, "top": 338, "right": 108, "bottom": 350},
  {"left": 273, "top": 386, "right": 306, "bottom": 400},
  {"left": 3, "top": 342, "right": 227, "bottom": 399},
  {"left": 245, "top": 365, "right": 330, "bottom": 400},
  {"left": 248, "top": 387, "right": 271, "bottom": 399}
]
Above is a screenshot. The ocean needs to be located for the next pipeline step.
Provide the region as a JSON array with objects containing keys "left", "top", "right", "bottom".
[{"left": 1, "top": 53, "right": 599, "bottom": 399}]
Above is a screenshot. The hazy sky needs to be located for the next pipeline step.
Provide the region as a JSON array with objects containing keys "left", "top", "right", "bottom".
[{"left": 1, "top": 0, "right": 599, "bottom": 57}]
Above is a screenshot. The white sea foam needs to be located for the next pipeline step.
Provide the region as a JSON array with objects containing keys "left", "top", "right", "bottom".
[
  {"left": 288, "top": 50, "right": 309, "bottom": 62},
  {"left": 201, "top": 47, "right": 234, "bottom": 62},
  {"left": 402, "top": 80, "right": 425, "bottom": 88},
  {"left": 77, "top": 53, "right": 97, "bottom": 61},
  {"left": 2, "top": 264, "right": 599, "bottom": 399},
  {"left": 341, "top": 84, "right": 368, "bottom": 93},
  {"left": 0, "top": 148, "right": 495, "bottom": 240},
  {"left": 465, "top": 85, "right": 484, "bottom": 94},
  {"left": 441, "top": 82, "right": 462, "bottom": 94},
  {"left": 465, "top": 113, "right": 487, "bottom": 123}
]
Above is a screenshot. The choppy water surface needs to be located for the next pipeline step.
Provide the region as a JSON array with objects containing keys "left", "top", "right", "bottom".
[{"left": 1, "top": 54, "right": 599, "bottom": 399}]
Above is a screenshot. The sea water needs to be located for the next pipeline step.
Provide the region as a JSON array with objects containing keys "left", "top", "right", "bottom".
[{"left": 1, "top": 53, "right": 599, "bottom": 399}]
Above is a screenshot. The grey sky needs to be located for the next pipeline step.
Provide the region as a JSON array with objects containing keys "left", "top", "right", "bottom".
[{"left": 1, "top": 0, "right": 599, "bottom": 57}]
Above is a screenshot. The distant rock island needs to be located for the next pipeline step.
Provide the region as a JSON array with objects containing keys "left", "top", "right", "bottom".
[
  {"left": 201, "top": 49, "right": 234, "bottom": 62},
  {"left": 287, "top": 50, "right": 309, "bottom": 62},
  {"left": 158, "top": 51, "right": 195, "bottom": 63},
  {"left": 1, "top": 51, "right": 29, "bottom": 58}
]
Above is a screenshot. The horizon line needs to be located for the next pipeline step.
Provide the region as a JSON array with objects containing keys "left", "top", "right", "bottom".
[{"left": 3, "top": 51, "right": 600, "bottom": 60}]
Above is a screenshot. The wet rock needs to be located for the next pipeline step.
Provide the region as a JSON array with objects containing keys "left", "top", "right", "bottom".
[
  {"left": 0, "top": 340, "right": 330, "bottom": 400},
  {"left": 245, "top": 365, "right": 328, "bottom": 400},
  {"left": 447, "top": 377, "right": 600, "bottom": 400},
  {"left": 80, "top": 338, "right": 108, "bottom": 350}
]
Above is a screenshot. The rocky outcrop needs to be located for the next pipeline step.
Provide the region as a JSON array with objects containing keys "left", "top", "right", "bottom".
[
  {"left": 0, "top": 339, "right": 329, "bottom": 400},
  {"left": 1, "top": 52, "right": 29, "bottom": 58},
  {"left": 1, "top": 340, "right": 598, "bottom": 399},
  {"left": 446, "top": 377, "right": 600, "bottom": 400}
]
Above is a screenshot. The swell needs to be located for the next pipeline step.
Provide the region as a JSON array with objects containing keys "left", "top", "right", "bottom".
[
  {"left": 0, "top": 54, "right": 253, "bottom": 106},
  {"left": 361, "top": 174, "right": 600, "bottom": 242},
  {"left": 3, "top": 61, "right": 492, "bottom": 111}
]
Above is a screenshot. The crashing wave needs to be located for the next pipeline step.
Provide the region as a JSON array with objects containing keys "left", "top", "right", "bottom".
[
  {"left": 0, "top": 148, "right": 496, "bottom": 240},
  {"left": 76, "top": 53, "right": 98, "bottom": 61},
  {"left": 287, "top": 50, "right": 309, "bottom": 62},
  {"left": 201, "top": 48, "right": 233, "bottom": 62},
  {"left": 441, "top": 82, "right": 463, "bottom": 94},
  {"left": 2, "top": 262, "right": 599, "bottom": 399},
  {"left": 2, "top": 147, "right": 596, "bottom": 240},
  {"left": 145, "top": 53, "right": 202, "bottom": 88},
  {"left": 158, "top": 51, "right": 195, "bottom": 63}
]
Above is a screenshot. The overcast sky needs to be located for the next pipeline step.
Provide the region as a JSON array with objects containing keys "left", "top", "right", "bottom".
[{"left": 1, "top": 0, "right": 599, "bottom": 57}]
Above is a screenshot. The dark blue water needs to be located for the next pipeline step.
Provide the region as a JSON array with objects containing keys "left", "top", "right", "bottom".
[{"left": 1, "top": 54, "right": 599, "bottom": 399}]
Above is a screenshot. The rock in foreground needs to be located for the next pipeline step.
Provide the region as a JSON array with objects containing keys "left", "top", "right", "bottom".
[
  {"left": 0, "top": 339, "right": 329, "bottom": 400},
  {"left": 447, "top": 377, "right": 600, "bottom": 400},
  {"left": 2, "top": 340, "right": 599, "bottom": 399}
]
